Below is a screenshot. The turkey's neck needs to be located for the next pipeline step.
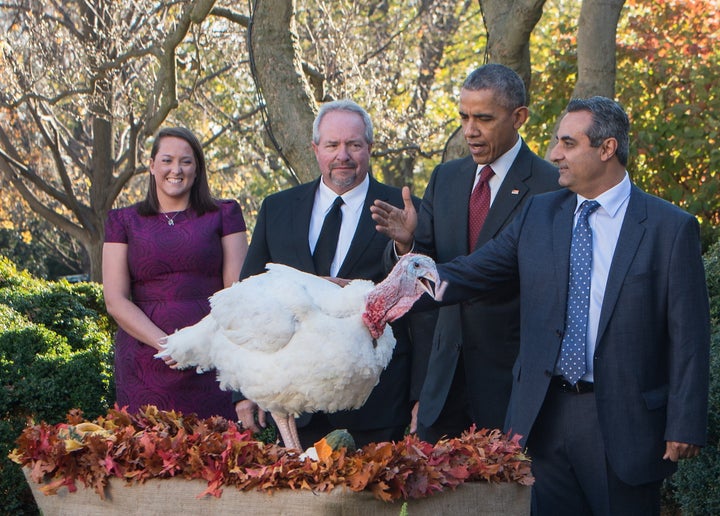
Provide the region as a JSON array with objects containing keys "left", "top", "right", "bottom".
[{"left": 362, "top": 275, "right": 414, "bottom": 339}]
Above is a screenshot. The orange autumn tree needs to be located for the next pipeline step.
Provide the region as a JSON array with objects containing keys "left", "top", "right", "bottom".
[
  {"left": 527, "top": 0, "right": 719, "bottom": 247},
  {"left": 616, "top": 0, "right": 720, "bottom": 247}
]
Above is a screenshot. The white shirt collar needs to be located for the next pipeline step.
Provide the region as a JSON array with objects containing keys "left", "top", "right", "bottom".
[
  {"left": 474, "top": 136, "right": 523, "bottom": 183},
  {"left": 575, "top": 172, "right": 631, "bottom": 218},
  {"left": 312, "top": 174, "right": 370, "bottom": 276},
  {"left": 317, "top": 173, "right": 369, "bottom": 213}
]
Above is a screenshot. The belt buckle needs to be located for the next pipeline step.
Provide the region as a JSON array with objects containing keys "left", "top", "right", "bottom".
[{"left": 572, "top": 382, "right": 582, "bottom": 393}]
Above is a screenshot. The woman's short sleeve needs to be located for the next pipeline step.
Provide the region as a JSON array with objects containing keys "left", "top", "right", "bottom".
[
  {"left": 219, "top": 200, "right": 247, "bottom": 236},
  {"left": 104, "top": 208, "right": 129, "bottom": 244}
]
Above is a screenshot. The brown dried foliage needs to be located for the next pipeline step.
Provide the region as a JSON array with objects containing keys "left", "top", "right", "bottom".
[{"left": 11, "top": 405, "right": 533, "bottom": 501}]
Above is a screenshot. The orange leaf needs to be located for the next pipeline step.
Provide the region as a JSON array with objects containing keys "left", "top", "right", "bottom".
[{"left": 314, "top": 438, "right": 333, "bottom": 463}]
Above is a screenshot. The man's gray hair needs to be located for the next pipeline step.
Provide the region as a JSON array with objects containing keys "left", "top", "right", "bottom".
[{"left": 312, "top": 99, "right": 374, "bottom": 144}]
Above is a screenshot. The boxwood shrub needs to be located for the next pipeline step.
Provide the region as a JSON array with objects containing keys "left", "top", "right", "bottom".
[
  {"left": 670, "top": 240, "right": 720, "bottom": 514},
  {"left": 0, "top": 256, "right": 114, "bottom": 515}
]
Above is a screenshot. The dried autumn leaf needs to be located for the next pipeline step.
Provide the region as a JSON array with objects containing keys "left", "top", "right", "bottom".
[
  {"left": 14, "top": 409, "right": 533, "bottom": 502},
  {"left": 315, "top": 438, "right": 333, "bottom": 463}
]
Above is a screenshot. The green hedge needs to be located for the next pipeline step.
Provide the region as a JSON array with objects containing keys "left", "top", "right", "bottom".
[
  {"left": 671, "top": 240, "right": 720, "bottom": 514},
  {"left": 0, "top": 256, "right": 114, "bottom": 515}
]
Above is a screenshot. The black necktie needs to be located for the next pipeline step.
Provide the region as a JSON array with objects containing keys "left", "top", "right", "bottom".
[{"left": 313, "top": 196, "right": 344, "bottom": 276}]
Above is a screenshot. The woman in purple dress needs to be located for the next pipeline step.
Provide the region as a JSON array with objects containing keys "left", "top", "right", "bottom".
[{"left": 102, "top": 127, "right": 248, "bottom": 420}]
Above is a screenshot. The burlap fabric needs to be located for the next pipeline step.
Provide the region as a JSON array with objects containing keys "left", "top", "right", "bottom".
[{"left": 24, "top": 468, "right": 530, "bottom": 515}]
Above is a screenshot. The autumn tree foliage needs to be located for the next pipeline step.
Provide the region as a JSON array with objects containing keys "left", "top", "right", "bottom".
[
  {"left": 0, "top": 0, "right": 219, "bottom": 280},
  {"left": 527, "top": 0, "right": 719, "bottom": 246},
  {"left": 1, "top": 0, "right": 718, "bottom": 271},
  {"left": 617, "top": 0, "right": 720, "bottom": 246}
]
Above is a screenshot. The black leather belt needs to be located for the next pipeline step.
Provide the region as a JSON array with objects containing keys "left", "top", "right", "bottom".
[{"left": 551, "top": 376, "right": 594, "bottom": 394}]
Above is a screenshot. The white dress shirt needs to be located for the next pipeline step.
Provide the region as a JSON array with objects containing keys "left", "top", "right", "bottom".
[
  {"left": 471, "top": 136, "right": 523, "bottom": 206},
  {"left": 576, "top": 172, "right": 631, "bottom": 381},
  {"left": 309, "top": 174, "right": 369, "bottom": 277}
]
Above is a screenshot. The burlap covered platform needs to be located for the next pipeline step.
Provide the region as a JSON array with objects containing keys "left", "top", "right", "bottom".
[{"left": 24, "top": 468, "right": 530, "bottom": 515}]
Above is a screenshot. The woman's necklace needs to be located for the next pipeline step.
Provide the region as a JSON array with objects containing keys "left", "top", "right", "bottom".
[{"left": 161, "top": 211, "right": 180, "bottom": 226}]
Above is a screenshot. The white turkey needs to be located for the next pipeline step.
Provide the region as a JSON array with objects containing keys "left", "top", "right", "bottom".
[{"left": 157, "top": 253, "right": 438, "bottom": 450}]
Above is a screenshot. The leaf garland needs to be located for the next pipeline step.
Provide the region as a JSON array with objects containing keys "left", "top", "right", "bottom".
[{"left": 11, "top": 405, "right": 533, "bottom": 501}]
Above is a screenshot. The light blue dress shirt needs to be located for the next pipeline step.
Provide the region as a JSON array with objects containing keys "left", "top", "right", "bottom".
[{"left": 576, "top": 173, "right": 631, "bottom": 381}]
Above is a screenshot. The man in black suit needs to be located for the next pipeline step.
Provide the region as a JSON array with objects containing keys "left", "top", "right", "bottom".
[
  {"left": 233, "top": 99, "right": 422, "bottom": 449},
  {"left": 408, "top": 97, "right": 710, "bottom": 514},
  {"left": 372, "top": 63, "right": 559, "bottom": 443}
]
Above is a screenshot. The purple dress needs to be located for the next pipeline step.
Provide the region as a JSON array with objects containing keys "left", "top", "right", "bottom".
[{"left": 104, "top": 200, "right": 246, "bottom": 420}]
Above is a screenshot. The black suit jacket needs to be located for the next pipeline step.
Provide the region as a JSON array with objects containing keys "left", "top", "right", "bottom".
[
  {"left": 408, "top": 142, "right": 559, "bottom": 431},
  {"left": 240, "top": 176, "right": 420, "bottom": 430},
  {"left": 438, "top": 186, "right": 710, "bottom": 485}
]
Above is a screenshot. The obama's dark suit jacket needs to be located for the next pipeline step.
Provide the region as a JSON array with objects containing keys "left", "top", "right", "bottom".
[{"left": 407, "top": 142, "right": 559, "bottom": 435}]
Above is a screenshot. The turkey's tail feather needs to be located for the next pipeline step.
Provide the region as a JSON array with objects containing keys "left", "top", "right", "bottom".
[{"left": 156, "top": 314, "right": 219, "bottom": 373}]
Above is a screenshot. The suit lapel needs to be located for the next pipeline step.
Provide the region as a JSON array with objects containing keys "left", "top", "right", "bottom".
[
  {"left": 476, "top": 142, "right": 534, "bottom": 248},
  {"left": 596, "top": 186, "right": 647, "bottom": 345},
  {"left": 450, "top": 157, "right": 478, "bottom": 255},
  {"left": 337, "top": 177, "right": 384, "bottom": 277},
  {"left": 553, "top": 194, "right": 576, "bottom": 316},
  {"left": 292, "top": 179, "right": 320, "bottom": 272}
]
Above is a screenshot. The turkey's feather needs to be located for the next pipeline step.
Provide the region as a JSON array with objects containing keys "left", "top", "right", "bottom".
[{"left": 159, "top": 255, "right": 437, "bottom": 420}]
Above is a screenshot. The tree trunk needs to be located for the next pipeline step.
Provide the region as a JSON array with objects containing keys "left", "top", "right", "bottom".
[
  {"left": 249, "top": 0, "right": 318, "bottom": 183},
  {"left": 574, "top": 0, "right": 625, "bottom": 99},
  {"left": 443, "top": 0, "right": 547, "bottom": 162},
  {"left": 86, "top": 236, "right": 104, "bottom": 282},
  {"left": 545, "top": 0, "right": 626, "bottom": 158},
  {"left": 0, "top": 0, "right": 218, "bottom": 281},
  {"left": 482, "top": 0, "right": 547, "bottom": 90}
]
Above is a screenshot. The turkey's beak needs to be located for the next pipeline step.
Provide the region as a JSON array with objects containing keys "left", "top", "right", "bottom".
[{"left": 419, "top": 269, "right": 439, "bottom": 300}]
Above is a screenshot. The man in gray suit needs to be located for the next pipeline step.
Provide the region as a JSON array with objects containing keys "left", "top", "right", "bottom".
[
  {"left": 409, "top": 97, "right": 710, "bottom": 514},
  {"left": 373, "top": 64, "right": 558, "bottom": 442}
]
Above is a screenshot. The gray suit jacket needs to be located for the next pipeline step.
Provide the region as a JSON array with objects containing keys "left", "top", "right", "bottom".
[
  {"left": 438, "top": 185, "right": 710, "bottom": 485},
  {"left": 239, "top": 176, "right": 420, "bottom": 430},
  {"left": 408, "top": 143, "right": 559, "bottom": 430}
]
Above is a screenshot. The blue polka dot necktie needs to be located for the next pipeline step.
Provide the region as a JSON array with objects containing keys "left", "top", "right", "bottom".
[{"left": 558, "top": 200, "right": 601, "bottom": 385}]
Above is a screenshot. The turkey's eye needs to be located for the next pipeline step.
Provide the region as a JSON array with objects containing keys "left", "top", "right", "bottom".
[{"left": 413, "top": 262, "right": 419, "bottom": 268}]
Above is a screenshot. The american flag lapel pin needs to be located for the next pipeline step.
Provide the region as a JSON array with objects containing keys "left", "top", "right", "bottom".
[{"left": 511, "top": 189, "right": 520, "bottom": 195}]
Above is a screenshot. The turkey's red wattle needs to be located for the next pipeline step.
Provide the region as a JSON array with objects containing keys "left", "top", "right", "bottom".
[
  {"left": 362, "top": 262, "right": 422, "bottom": 338},
  {"left": 362, "top": 297, "right": 388, "bottom": 339}
]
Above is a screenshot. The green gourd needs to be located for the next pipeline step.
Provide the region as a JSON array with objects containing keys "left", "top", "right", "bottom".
[{"left": 324, "top": 429, "right": 357, "bottom": 452}]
